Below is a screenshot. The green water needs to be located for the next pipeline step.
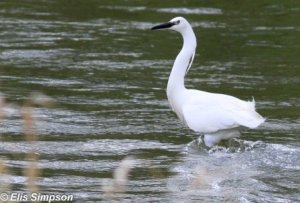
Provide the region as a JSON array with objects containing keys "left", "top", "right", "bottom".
[{"left": 0, "top": 0, "right": 299, "bottom": 202}]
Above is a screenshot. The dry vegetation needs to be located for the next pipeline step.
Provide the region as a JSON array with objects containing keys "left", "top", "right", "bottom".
[{"left": 0, "top": 93, "right": 54, "bottom": 203}]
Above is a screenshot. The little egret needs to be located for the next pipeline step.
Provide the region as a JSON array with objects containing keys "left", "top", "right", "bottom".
[{"left": 151, "top": 17, "right": 265, "bottom": 146}]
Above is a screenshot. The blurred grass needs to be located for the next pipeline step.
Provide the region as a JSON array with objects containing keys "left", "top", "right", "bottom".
[{"left": 0, "top": 93, "right": 54, "bottom": 201}]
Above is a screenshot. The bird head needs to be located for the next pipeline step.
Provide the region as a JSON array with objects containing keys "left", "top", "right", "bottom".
[{"left": 151, "top": 17, "right": 189, "bottom": 33}]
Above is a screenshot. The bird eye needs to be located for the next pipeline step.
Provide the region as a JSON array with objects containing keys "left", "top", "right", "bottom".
[{"left": 176, "top": 20, "right": 180, "bottom": 24}]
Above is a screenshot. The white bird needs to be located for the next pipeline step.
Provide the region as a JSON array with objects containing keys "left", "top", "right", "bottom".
[{"left": 151, "top": 17, "right": 265, "bottom": 147}]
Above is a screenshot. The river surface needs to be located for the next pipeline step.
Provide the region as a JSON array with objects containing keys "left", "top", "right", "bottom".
[{"left": 0, "top": 1, "right": 299, "bottom": 202}]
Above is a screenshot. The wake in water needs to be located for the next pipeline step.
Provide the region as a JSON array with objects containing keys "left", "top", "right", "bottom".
[
  {"left": 168, "top": 138, "right": 299, "bottom": 202},
  {"left": 185, "top": 136, "right": 266, "bottom": 154}
]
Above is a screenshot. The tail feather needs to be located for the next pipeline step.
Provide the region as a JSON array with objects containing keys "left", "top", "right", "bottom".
[
  {"left": 247, "top": 96, "right": 256, "bottom": 109},
  {"left": 235, "top": 97, "right": 265, "bottom": 128}
]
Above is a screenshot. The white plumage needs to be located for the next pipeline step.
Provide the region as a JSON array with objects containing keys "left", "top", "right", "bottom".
[{"left": 152, "top": 17, "right": 265, "bottom": 146}]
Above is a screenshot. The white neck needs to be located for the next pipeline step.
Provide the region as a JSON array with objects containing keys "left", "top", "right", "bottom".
[{"left": 167, "top": 26, "right": 197, "bottom": 96}]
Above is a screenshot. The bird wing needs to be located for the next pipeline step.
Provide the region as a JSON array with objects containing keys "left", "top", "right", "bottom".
[
  {"left": 182, "top": 92, "right": 265, "bottom": 133},
  {"left": 182, "top": 104, "right": 239, "bottom": 133}
]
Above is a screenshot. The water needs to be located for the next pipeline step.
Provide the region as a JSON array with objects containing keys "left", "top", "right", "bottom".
[{"left": 0, "top": 0, "right": 299, "bottom": 202}]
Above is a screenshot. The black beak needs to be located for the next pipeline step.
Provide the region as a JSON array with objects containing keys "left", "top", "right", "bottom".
[{"left": 151, "top": 22, "right": 175, "bottom": 30}]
